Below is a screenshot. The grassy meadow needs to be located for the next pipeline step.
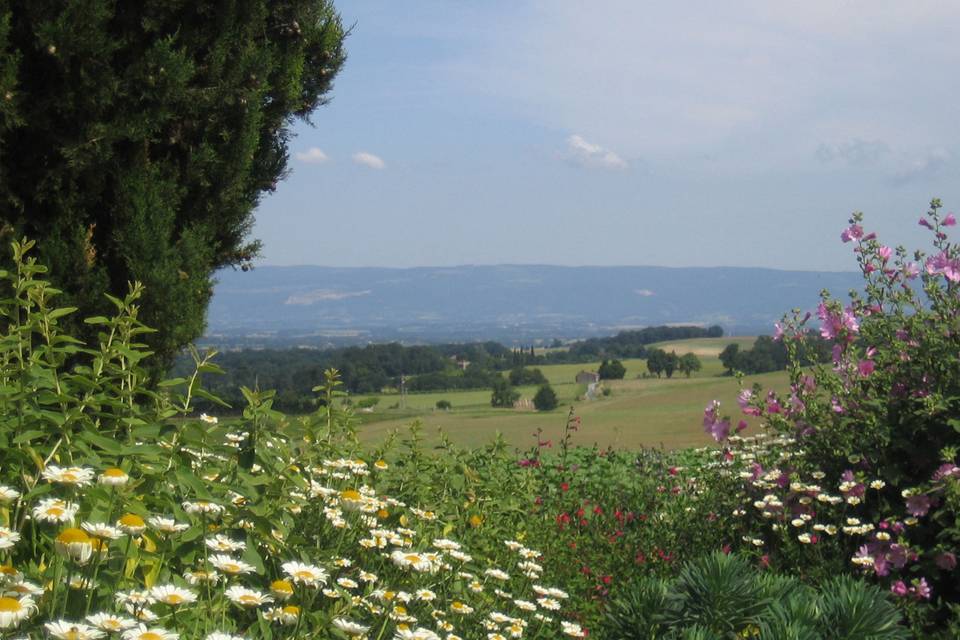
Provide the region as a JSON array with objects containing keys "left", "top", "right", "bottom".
[{"left": 353, "top": 336, "right": 786, "bottom": 449}]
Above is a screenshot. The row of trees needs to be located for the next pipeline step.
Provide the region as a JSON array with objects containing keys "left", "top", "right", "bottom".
[
  {"left": 490, "top": 376, "right": 557, "bottom": 411},
  {"left": 646, "top": 349, "right": 702, "bottom": 378},
  {"left": 718, "top": 335, "right": 832, "bottom": 375}
]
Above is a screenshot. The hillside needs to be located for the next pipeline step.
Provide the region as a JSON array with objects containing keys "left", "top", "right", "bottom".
[{"left": 203, "top": 264, "right": 861, "bottom": 347}]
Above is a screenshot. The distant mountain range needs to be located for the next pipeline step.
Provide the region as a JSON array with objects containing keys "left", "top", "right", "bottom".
[{"left": 201, "top": 265, "right": 862, "bottom": 349}]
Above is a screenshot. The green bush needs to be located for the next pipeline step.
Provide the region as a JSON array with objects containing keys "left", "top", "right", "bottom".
[
  {"left": 602, "top": 552, "right": 908, "bottom": 639},
  {"left": 533, "top": 384, "right": 559, "bottom": 411}
]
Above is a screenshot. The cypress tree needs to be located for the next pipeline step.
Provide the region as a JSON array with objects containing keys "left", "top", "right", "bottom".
[{"left": 0, "top": 0, "right": 346, "bottom": 371}]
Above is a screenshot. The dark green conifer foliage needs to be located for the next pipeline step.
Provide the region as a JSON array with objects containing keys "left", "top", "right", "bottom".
[{"left": 0, "top": 0, "right": 346, "bottom": 371}]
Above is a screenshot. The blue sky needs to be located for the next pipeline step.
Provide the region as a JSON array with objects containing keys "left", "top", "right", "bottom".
[{"left": 252, "top": 1, "right": 960, "bottom": 271}]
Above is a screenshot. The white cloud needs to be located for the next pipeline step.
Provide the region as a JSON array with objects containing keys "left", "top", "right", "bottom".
[
  {"left": 565, "top": 135, "right": 627, "bottom": 170},
  {"left": 352, "top": 151, "right": 386, "bottom": 169},
  {"left": 447, "top": 2, "right": 960, "bottom": 168},
  {"left": 294, "top": 147, "right": 330, "bottom": 164}
]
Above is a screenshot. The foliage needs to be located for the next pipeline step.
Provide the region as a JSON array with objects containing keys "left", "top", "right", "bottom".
[
  {"left": 0, "top": 240, "right": 593, "bottom": 639},
  {"left": 508, "top": 366, "right": 548, "bottom": 386},
  {"left": 490, "top": 375, "right": 519, "bottom": 408},
  {"left": 597, "top": 359, "right": 626, "bottom": 380},
  {"left": 533, "top": 384, "right": 559, "bottom": 411},
  {"left": 0, "top": 1, "right": 346, "bottom": 371},
  {"left": 718, "top": 334, "right": 832, "bottom": 375},
  {"left": 559, "top": 325, "right": 723, "bottom": 361},
  {"left": 435, "top": 399, "right": 452, "bottom": 410},
  {"left": 677, "top": 352, "right": 702, "bottom": 378},
  {"left": 602, "top": 552, "right": 908, "bottom": 639},
  {"left": 704, "top": 200, "right": 960, "bottom": 635},
  {"left": 646, "top": 349, "right": 679, "bottom": 378}
]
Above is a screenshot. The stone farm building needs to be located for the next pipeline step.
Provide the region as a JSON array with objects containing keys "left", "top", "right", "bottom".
[{"left": 575, "top": 371, "right": 600, "bottom": 384}]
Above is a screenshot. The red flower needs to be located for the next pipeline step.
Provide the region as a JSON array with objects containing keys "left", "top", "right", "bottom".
[{"left": 560, "top": 482, "right": 569, "bottom": 492}]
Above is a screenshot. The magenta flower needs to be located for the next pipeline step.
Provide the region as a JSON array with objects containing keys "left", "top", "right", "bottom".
[
  {"left": 912, "top": 578, "right": 932, "bottom": 600},
  {"left": 840, "top": 224, "right": 864, "bottom": 243},
  {"left": 919, "top": 217, "right": 934, "bottom": 229},
  {"left": 773, "top": 322, "right": 784, "bottom": 341},
  {"left": 944, "top": 213, "right": 957, "bottom": 226},
  {"left": 890, "top": 580, "right": 909, "bottom": 597},
  {"left": 932, "top": 463, "right": 960, "bottom": 482},
  {"left": 935, "top": 552, "right": 956, "bottom": 571},
  {"left": 877, "top": 246, "right": 892, "bottom": 262},
  {"left": 926, "top": 251, "right": 960, "bottom": 282},
  {"left": 737, "top": 389, "right": 760, "bottom": 416},
  {"left": 905, "top": 494, "right": 932, "bottom": 517},
  {"left": 857, "top": 359, "right": 875, "bottom": 377},
  {"left": 702, "top": 400, "right": 731, "bottom": 442}
]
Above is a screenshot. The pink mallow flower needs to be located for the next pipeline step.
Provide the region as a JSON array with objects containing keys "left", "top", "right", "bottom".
[
  {"left": 905, "top": 494, "right": 932, "bottom": 517},
  {"left": 911, "top": 578, "right": 932, "bottom": 600},
  {"left": 890, "top": 580, "right": 909, "bottom": 597},
  {"left": 925, "top": 251, "right": 960, "bottom": 282},
  {"left": 702, "top": 400, "right": 731, "bottom": 442},
  {"left": 737, "top": 389, "right": 760, "bottom": 416},
  {"left": 858, "top": 359, "right": 876, "bottom": 377},
  {"left": 935, "top": 552, "right": 956, "bottom": 571},
  {"left": 840, "top": 224, "right": 864, "bottom": 243},
  {"left": 944, "top": 213, "right": 957, "bottom": 226}
]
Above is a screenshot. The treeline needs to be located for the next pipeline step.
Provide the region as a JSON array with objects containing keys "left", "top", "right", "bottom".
[
  {"left": 173, "top": 325, "right": 722, "bottom": 413},
  {"left": 718, "top": 335, "right": 832, "bottom": 375},
  {"left": 555, "top": 325, "right": 723, "bottom": 360}
]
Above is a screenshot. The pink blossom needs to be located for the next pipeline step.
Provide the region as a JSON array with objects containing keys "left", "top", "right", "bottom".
[
  {"left": 944, "top": 213, "right": 957, "bottom": 226},
  {"left": 702, "top": 400, "right": 731, "bottom": 442},
  {"left": 935, "top": 552, "right": 956, "bottom": 571},
  {"left": 773, "top": 322, "right": 784, "bottom": 341},
  {"left": 736, "top": 420, "right": 748, "bottom": 433},
  {"left": 878, "top": 246, "right": 892, "bottom": 262},
  {"left": 890, "top": 580, "right": 909, "bottom": 597},
  {"left": 932, "top": 463, "right": 960, "bottom": 482},
  {"left": 737, "top": 389, "right": 760, "bottom": 416},
  {"left": 840, "top": 224, "right": 864, "bottom": 243},
  {"left": 919, "top": 217, "right": 934, "bottom": 229},
  {"left": 905, "top": 494, "right": 932, "bottom": 517},
  {"left": 857, "top": 359, "right": 875, "bottom": 377},
  {"left": 926, "top": 251, "right": 960, "bottom": 282},
  {"left": 912, "top": 578, "right": 932, "bottom": 600}
]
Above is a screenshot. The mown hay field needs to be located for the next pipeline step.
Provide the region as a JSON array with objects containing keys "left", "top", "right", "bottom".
[{"left": 354, "top": 338, "right": 789, "bottom": 449}]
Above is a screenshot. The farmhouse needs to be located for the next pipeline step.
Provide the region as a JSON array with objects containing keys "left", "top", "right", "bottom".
[{"left": 575, "top": 371, "right": 600, "bottom": 384}]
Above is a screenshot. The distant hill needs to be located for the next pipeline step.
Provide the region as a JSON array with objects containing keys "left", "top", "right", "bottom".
[{"left": 202, "top": 265, "right": 862, "bottom": 348}]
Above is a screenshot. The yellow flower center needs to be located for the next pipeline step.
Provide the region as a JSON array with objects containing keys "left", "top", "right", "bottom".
[
  {"left": 103, "top": 467, "right": 126, "bottom": 477},
  {"left": 294, "top": 571, "right": 313, "bottom": 579},
  {"left": 64, "top": 630, "right": 82, "bottom": 640},
  {"left": 0, "top": 596, "right": 22, "bottom": 612},
  {"left": 282, "top": 605, "right": 300, "bottom": 616},
  {"left": 165, "top": 594, "right": 183, "bottom": 604},
  {"left": 340, "top": 489, "right": 362, "bottom": 501},
  {"left": 0, "top": 565, "right": 17, "bottom": 576},
  {"left": 377, "top": 509, "right": 389, "bottom": 519},
  {"left": 140, "top": 633, "right": 162, "bottom": 640},
  {"left": 119, "top": 514, "right": 145, "bottom": 527},
  {"left": 47, "top": 507, "right": 64, "bottom": 517},
  {"left": 404, "top": 554, "right": 421, "bottom": 563},
  {"left": 56, "top": 528, "right": 91, "bottom": 544},
  {"left": 239, "top": 594, "right": 258, "bottom": 604},
  {"left": 271, "top": 580, "right": 293, "bottom": 594}
]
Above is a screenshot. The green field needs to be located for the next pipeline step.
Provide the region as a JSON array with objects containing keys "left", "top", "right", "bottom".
[{"left": 353, "top": 337, "right": 787, "bottom": 450}]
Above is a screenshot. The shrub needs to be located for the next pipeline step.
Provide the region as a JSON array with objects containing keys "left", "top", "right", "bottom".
[
  {"left": 602, "top": 552, "right": 908, "bottom": 639},
  {"left": 705, "top": 200, "right": 960, "bottom": 634},
  {"left": 436, "top": 399, "right": 452, "bottom": 410},
  {"left": 533, "top": 384, "right": 559, "bottom": 411}
]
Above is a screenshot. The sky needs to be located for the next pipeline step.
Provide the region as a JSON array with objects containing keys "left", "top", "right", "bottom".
[{"left": 251, "top": 1, "right": 960, "bottom": 271}]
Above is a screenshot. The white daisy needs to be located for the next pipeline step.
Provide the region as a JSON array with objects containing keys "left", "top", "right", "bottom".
[
  {"left": 150, "top": 585, "right": 197, "bottom": 606},
  {"left": 0, "top": 527, "right": 20, "bottom": 551},
  {"left": 0, "top": 595, "right": 35, "bottom": 629},
  {"left": 32, "top": 497, "right": 79, "bottom": 524},
  {"left": 86, "top": 612, "right": 138, "bottom": 632},
  {"left": 281, "top": 561, "right": 327, "bottom": 586},
  {"left": 210, "top": 555, "right": 256, "bottom": 576},
  {"left": 45, "top": 620, "right": 105, "bottom": 639},
  {"left": 224, "top": 586, "right": 272, "bottom": 608},
  {"left": 122, "top": 624, "right": 179, "bottom": 640},
  {"left": 42, "top": 466, "right": 95, "bottom": 487}
]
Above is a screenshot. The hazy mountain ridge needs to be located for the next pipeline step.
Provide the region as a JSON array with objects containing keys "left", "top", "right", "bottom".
[{"left": 202, "top": 265, "right": 862, "bottom": 348}]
